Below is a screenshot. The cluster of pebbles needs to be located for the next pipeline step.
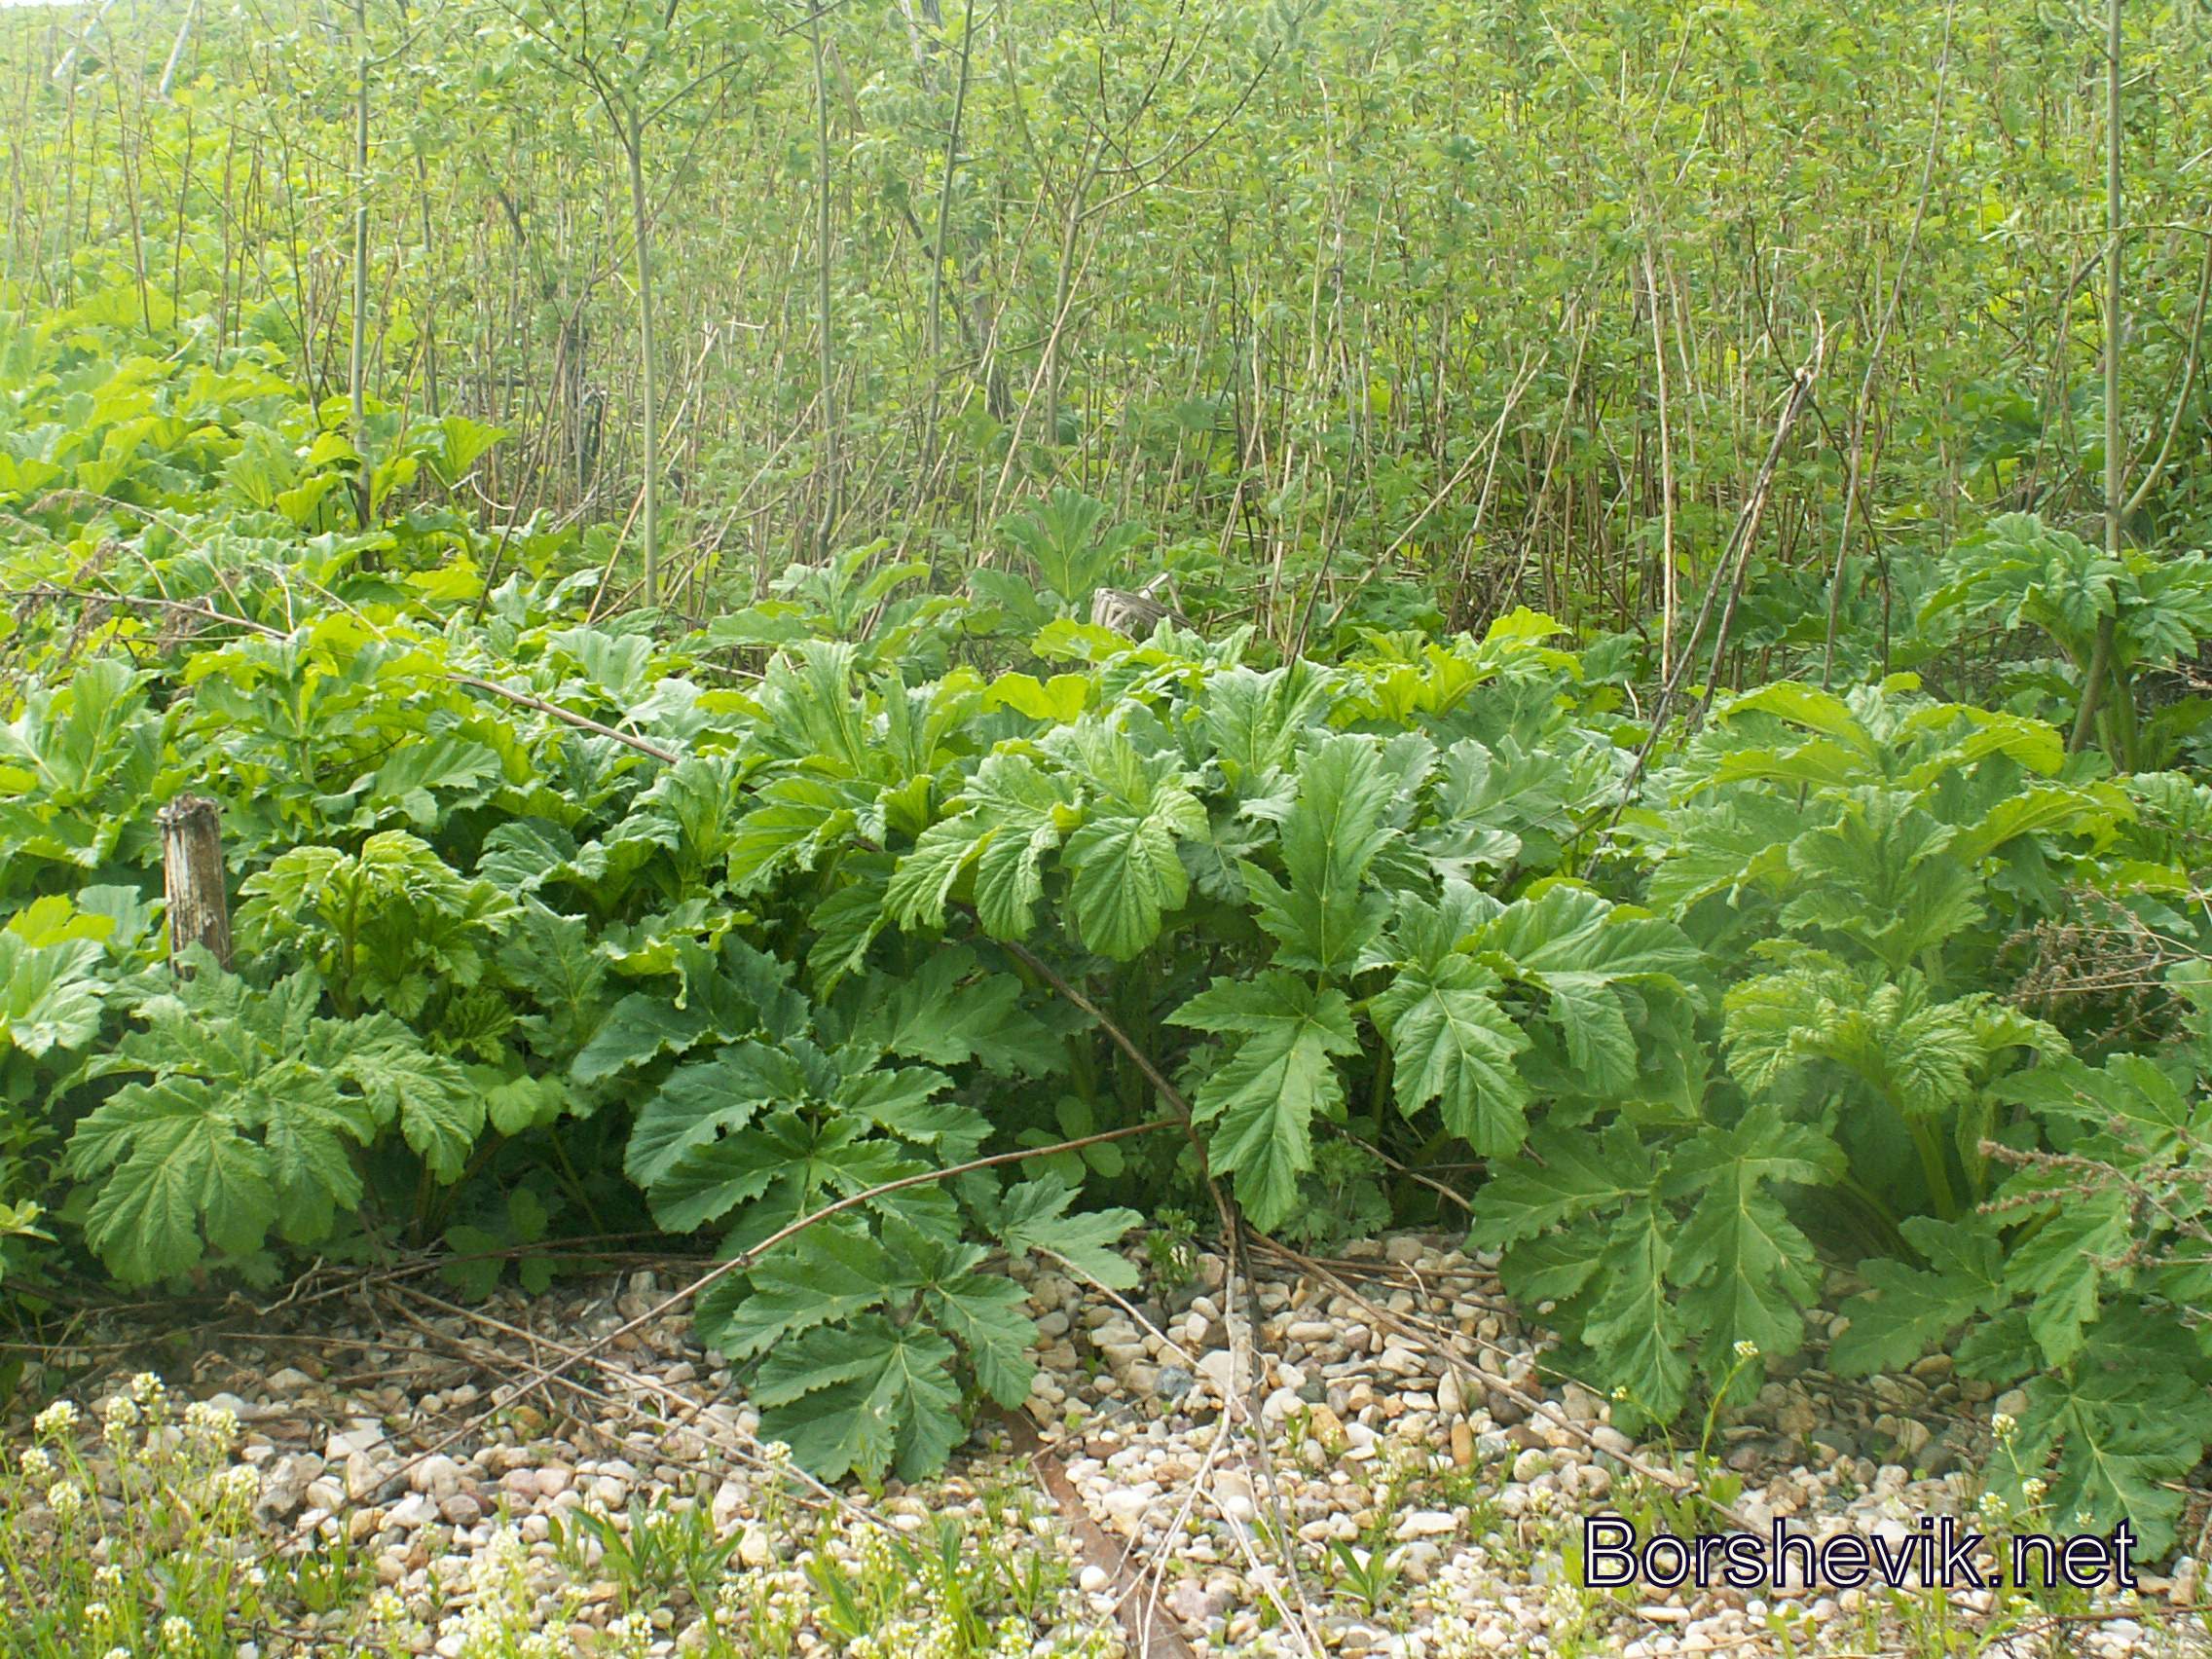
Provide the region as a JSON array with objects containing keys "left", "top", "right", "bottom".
[{"left": 17, "top": 1235, "right": 2210, "bottom": 1657}]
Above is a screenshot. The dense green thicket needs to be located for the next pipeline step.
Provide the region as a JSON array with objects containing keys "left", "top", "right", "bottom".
[
  {"left": 7, "top": 0, "right": 2212, "bottom": 642},
  {"left": 0, "top": 0, "right": 2209, "bottom": 1561}
]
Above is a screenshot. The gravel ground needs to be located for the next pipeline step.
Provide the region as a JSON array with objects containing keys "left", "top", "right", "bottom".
[{"left": 14, "top": 1234, "right": 2210, "bottom": 1658}]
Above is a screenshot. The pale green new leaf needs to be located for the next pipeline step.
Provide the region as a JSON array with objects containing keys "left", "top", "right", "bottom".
[
  {"left": 1200, "top": 662, "right": 1336, "bottom": 787},
  {"left": 1643, "top": 793, "right": 1805, "bottom": 912},
  {"left": 885, "top": 752, "right": 1078, "bottom": 939},
  {"left": 1778, "top": 796, "right": 1982, "bottom": 971}
]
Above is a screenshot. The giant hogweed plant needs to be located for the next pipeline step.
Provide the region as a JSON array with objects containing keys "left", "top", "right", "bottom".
[
  {"left": 1612, "top": 679, "right": 2212, "bottom": 1549},
  {"left": 3, "top": 312, "right": 2210, "bottom": 1519},
  {"left": 1468, "top": 681, "right": 2087, "bottom": 1433},
  {"left": 588, "top": 930, "right": 1142, "bottom": 1480},
  {"left": 694, "top": 619, "right": 1727, "bottom": 1445},
  {"left": 1918, "top": 512, "right": 2212, "bottom": 773}
]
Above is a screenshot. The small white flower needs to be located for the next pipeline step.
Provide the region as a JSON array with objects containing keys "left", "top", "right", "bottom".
[
  {"left": 102, "top": 1396, "right": 139, "bottom": 1429},
  {"left": 2021, "top": 1477, "right": 2048, "bottom": 1503},
  {"left": 83, "top": 1601, "right": 111, "bottom": 1625},
  {"left": 182, "top": 1401, "right": 239, "bottom": 1448},
  {"left": 102, "top": 1648, "right": 130, "bottom": 1659},
  {"left": 129, "top": 1373, "right": 166, "bottom": 1406},
  {"left": 33, "top": 1400, "right": 79, "bottom": 1438},
  {"left": 1990, "top": 1412, "right": 2017, "bottom": 1441},
  {"left": 1609, "top": 1383, "right": 1629, "bottom": 1403},
  {"left": 1732, "top": 1339, "right": 1760, "bottom": 1361},
  {"left": 18, "top": 1447, "right": 52, "bottom": 1481},
  {"left": 160, "top": 1613, "right": 193, "bottom": 1649},
  {"left": 46, "top": 1480, "right": 87, "bottom": 1521}
]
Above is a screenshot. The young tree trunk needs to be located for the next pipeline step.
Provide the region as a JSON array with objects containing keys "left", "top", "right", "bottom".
[
  {"left": 159, "top": 795, "right": 232, "bottom": 973},
  {"left": 2070, "top": 0, "right": 2124, "bottom": 756},
  {"left": 625, "top": 104, "right": 660, "bottom": 605},
  {"left": 813, "top": 11, "right": 839, "bottom": 551},
  {"left": 349, "top": 0, "right": 373, "bottom": 531},
  {"left": 921, "top": 1, "right": 976, "bottom": 488}
]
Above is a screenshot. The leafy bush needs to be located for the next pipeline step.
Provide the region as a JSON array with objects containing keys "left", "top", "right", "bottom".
[{"left": 4, "top": 285, "right": 2212, "bottom": 1527}]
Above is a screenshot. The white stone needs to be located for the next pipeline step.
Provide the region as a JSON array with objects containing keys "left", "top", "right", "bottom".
[
  {"left": 1393, "top": 1509, "right": 1458, "bottom": 1540},
  {"left": 1099, "top": 1489, "right": 1151, "bottom": 1535},
  {"left": 712, "top": 1478, "right": 747, "bottom": 1530},
  {"left": 408, "top": 1454, "right": 463, "bottom": 1499},
  {"left": 346, "top": 1452, "right": 387, "bottom": 1502}
]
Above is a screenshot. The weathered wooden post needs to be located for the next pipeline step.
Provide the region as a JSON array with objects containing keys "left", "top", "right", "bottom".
[{"left": 159, "top": 795, "right": 232, "bottom": 973}]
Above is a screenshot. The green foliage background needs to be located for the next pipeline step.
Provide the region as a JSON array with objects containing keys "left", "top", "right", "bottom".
[{"left": 0, "top": 0, "right": 2209, "bottom": 1552}]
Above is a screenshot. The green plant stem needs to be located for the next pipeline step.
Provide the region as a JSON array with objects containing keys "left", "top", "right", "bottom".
[
  {"left": 549, "top": 1129, "right": 608, "bottom": 1236},
  {"left": 1832, "top": 1171, "right": 1911, "bottom": 1256},
  {"left": 2069, "top": 614, "right": 2118, "bottom": 757},
  {"left": 1903, "top": 1110, "right": 1961, "bottom": 1221}
]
